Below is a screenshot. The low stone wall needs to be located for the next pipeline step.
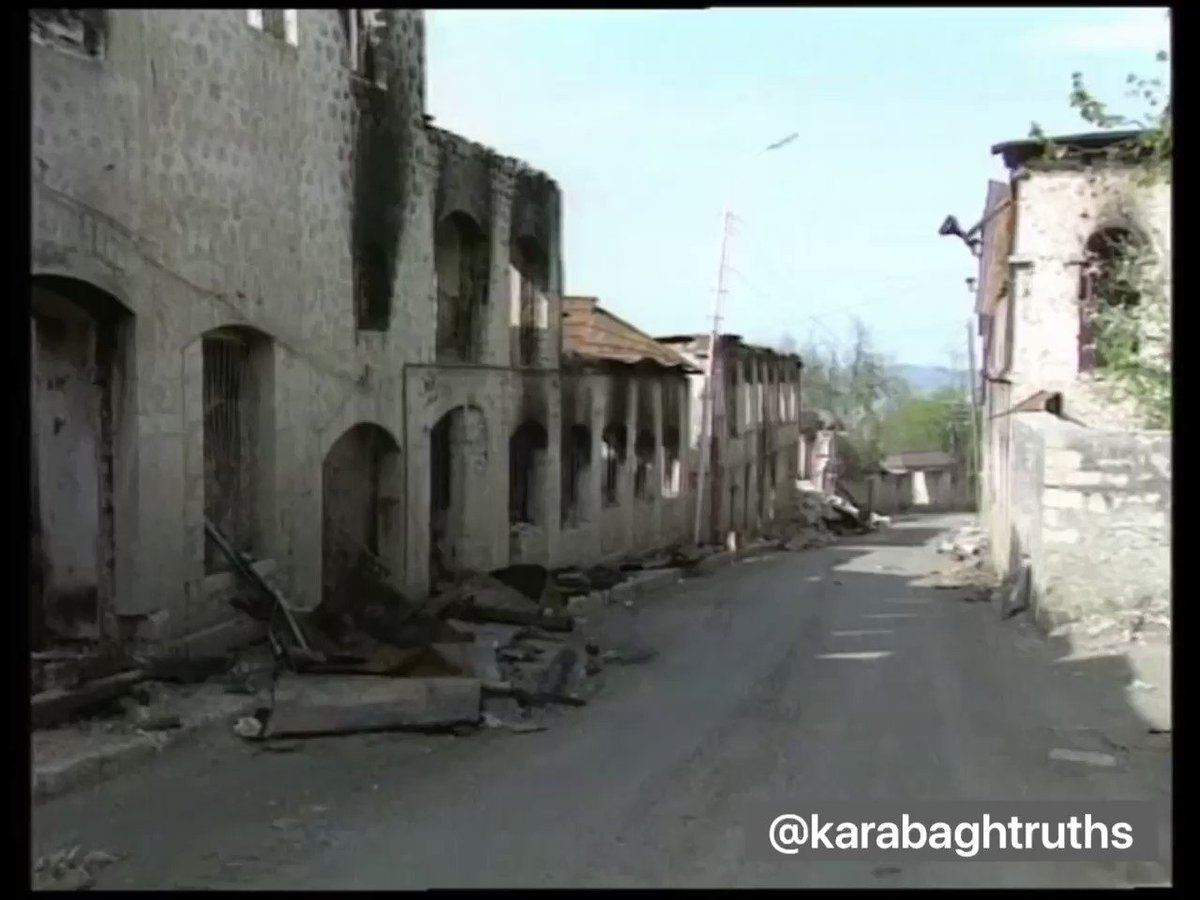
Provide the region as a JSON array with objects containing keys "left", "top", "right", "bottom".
[{"left": 1009, "top": 413, "right": 1170, "bottom": 629}]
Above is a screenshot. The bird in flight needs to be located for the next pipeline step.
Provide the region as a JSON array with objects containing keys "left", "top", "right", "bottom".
[{"left": 766, "top": 132, "right": 799, "bottom": 151}]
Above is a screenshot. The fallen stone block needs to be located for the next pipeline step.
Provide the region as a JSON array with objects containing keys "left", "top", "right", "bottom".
[{"left": 265, "top": 675, "right": 482, "bottom": 738}]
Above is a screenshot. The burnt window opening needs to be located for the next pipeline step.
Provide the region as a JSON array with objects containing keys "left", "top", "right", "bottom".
[
  {"left": 601, "top": 425, "right": 626, "bottom": 507},
  {"left": 512, "top": 236, "right": 548, "bottom": 367},
  {"left": 561, "top": 424, "right": 592, "bottom": 526},
  {"left": 662, "top": 425, "right": 682, "bottom": 498},
  {"left": 435, "top": 211, "right": 490, "bottom": 363},
  {"left": 338, "top": 9, "right": 384, "bottom": 86},
  {"left": 202, "top": 328, "right": 272, "bottom": 574},
  {"left": 634, "top": 429, "right": 656, "bottom": 501},
  {"left": 354, "top": 239, "right": 392, "bottom": 332},
  {"left": 248, "top": 9, "right": 299, "bottom": 46},
  {"left": 1078, "top": 227, "right": 1144, "bottom": 372},
  {"left": 509, "top": 420, "right": 548, "bottom": 525},
  {"left": 30, "top": 9, "right": 105, "bottom": 58}
]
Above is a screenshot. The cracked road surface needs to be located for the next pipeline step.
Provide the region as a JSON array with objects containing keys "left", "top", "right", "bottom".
[{"left": 31, "top": 515, "right": 1171, "bottom": 888}]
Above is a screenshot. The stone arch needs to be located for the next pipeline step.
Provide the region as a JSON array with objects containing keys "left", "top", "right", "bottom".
[
  {"left": 509, "top": 419, "right": 548, "bottom": 524},
  {"left": 430, "top": 405, "right": 488, "bottom": 583},
  {"left": 31, "top": 274, "right": 135, "bottom": 646},
  {"left": 561, "top": 422, "right": 592, "bottom": 526},
  {"left": 435, "top": 210, "right": 490, "bottom": 363},
  {"left": 1078, "top": 225, "right": 1146, "bottom": 371},
  {"left": 321, "top": 423, "right": 403, "bottom": 614},
  {"left": 199, "top": 324, "right": 275, "bottom": 573},
  {"left": 511, "top": 235, "right": 548, "bottom": 366}
]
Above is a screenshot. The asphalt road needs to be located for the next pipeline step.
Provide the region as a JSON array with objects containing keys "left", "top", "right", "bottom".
[{"left": 31, "top": 514, "right": 1171, "bottom": 888}]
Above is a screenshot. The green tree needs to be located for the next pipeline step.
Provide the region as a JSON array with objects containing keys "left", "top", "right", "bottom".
[
  {"left": 880, "top": 387, "right": 973, "bottom": 458},
  {"left": 1030, "top": 15, "right": 1171, "bottom": 429},
  {"left": 793, "top": 318, "right": 907, "bottom": 475}
]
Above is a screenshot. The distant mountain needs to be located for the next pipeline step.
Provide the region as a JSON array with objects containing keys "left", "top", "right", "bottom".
[{"left": 890, "top": 364, "right": 969, "bottom": 395}]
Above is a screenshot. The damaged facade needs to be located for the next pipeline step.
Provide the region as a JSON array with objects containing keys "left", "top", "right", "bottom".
[
  {"left": 30, "top": 10, "right": 805, "bottom": 661},
  {"left": 658, "top": 335, "right": 804, "bottom": 546},
  {"left": 972, "top": 129, "right": 1171, "bottom": 629},
  {"left": 29, "top": 8, "right": 561, "bottom": 654}
]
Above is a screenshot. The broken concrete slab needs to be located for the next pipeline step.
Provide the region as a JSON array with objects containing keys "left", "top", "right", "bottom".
[
  {"left": 265, "top": 675, "right": 482, "bottom": 738},
  {"left": 31, "top": 670, "right": 147, "bottom": 730},
  {"left": 430, "top": 642, "right": 504, "bottom": 683}
]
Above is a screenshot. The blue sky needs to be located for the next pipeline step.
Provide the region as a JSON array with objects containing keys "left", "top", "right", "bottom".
[{"left": 425, "top": 7, "right": 1169, "bottom": 368}]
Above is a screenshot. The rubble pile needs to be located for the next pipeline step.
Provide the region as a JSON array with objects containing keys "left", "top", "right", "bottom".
[
  {"left": 766, "top": 482, "right": 888, "bottom": 551},
  {"left": 32, "top": 846, "right": 120, "bottom": 891},
  {"left": 213, "top": 551, "right": 666, "bottom": 742},
  {"left": 937, "top": 523, "right": 988, "bottom": 561}
]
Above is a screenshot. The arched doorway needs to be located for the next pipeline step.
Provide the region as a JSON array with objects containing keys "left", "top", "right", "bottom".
[
  {"left": 430, "top": 405, "right": 488, "bottom": 584},
  {"left": 201, "top": 325, "right": 274, "bottom": 573},
  {"left": 321, "top": 423, "right": 403, "bottom": 614},
  {"left": 31, "top": 274, "right": 133, "bottom": 646}
]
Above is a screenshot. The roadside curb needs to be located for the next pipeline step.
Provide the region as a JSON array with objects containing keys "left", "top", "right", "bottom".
[
  {"left": 566, "top": 541, "right": 789, "bottom": 618},
  {"left": 32, "top": 696, "right": 261, "bottom": 805}
]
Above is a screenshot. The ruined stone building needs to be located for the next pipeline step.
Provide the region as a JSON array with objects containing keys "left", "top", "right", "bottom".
[
  {"left": 658, "top": 335, "right": 804, "bottom": 545},
  {"left": 971, "top": 129, "right": 1170, "bottom": 630},
  {"left": 558, "top": 298, "right": 698, "bottom": 562},
  {"left": 30, "top": 9, "right": 569, "bottom": 653}
]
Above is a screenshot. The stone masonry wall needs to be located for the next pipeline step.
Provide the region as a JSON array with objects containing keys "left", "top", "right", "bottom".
[
  {"left": 1010, "top": 413, "right": 1170, "bottom": 630},
  {"left": 1007, "top": 166, "right": 1171, "bottom": 430},
  {"left": 29, "top": 10, "right": 569, "bottom": 649}
]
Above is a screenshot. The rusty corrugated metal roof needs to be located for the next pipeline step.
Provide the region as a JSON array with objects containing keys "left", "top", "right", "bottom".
[{"left": 562, "top": 297, "right": 699, "bottom": 372}]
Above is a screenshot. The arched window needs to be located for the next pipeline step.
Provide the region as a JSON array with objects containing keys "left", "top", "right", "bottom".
[{"left": 1079, "top": 227, "right": 1143, "bottom": 372}]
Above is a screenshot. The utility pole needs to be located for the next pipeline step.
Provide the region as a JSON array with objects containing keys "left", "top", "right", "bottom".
[
  {"left": 964, "top": 319, "right": 982, "bottom": 509},
  {"left": 693, "top": 209, "right": 733, "bottom": 545}
]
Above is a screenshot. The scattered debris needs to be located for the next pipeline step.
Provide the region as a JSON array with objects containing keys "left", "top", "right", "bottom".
[
  {"left": 233, "top": 715, "right": 265, "bottom": 740},
  {"left": 32, "top": 846, "right": 120, "bottom": 891}
]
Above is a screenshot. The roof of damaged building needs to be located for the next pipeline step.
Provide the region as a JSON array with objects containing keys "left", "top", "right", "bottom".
[
  {"left": 656, "top": 333, "right": 803, "bottom": 365},
  {"left": 562, "top": 297, "right": 699, "bottom": 372},
  {"left": 991, "top": 128, "right": 1151, "bottom": 170},
  {"left": 880, "top": 450, "right": 959, "bottom": 473}
]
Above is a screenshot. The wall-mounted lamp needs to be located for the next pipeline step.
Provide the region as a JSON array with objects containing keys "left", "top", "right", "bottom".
[
  {"left": 938, "top": 215, "right": 982, "bottom": 257},
  {"left": 965, "top": 276, "right": 977, "bottom": 293}
]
